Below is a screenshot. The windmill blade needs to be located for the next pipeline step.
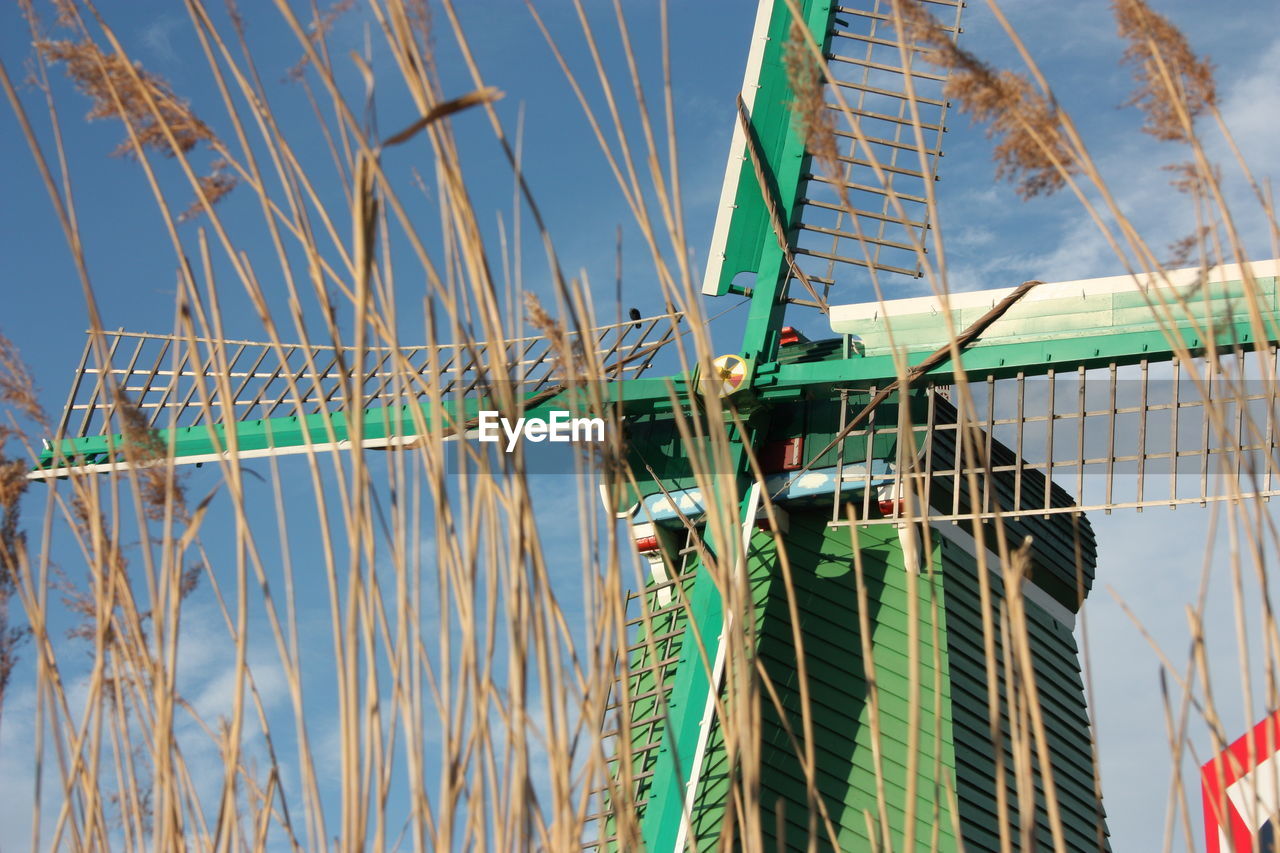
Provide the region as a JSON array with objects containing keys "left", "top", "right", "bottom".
[
  {"left": 830, "top": 260, "right": 1280, "bottom": 381},
  {"left": 32, "top": 311, "right": 683, "bottom": 477},
  {"left": 824, "top": 358, "right": 1280, "bottom": 524},
  {"left": 582, "top": 526, "right": 702, "bottom": 850},
  {"left": 803, "top": 362, "right": 1280, "bottom": 523},
  {"left": 703, "top": 0, "right": 962, "bottom": 302},
  {"left": 786, "top": 260, "right": 1280, "bottom": 520}
]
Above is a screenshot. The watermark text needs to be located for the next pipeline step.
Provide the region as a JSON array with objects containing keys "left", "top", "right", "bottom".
[{"left": 476, "top": 410, "right": 605, "bottom": 452}]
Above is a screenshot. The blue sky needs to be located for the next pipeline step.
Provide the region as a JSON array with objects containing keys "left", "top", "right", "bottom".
[{"left": 2, "top": 0, "right": 1280, "bottom": 849}]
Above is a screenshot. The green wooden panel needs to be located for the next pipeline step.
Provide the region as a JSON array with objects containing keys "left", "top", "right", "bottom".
[
  {"left": 939, "top": 535, "right": 1111, "bottom": 852},
  {"left": 800, "top": 272, "right": 1280, "bottom": 384},
  {"left": 678, "top": 512, "right": 960, "bottom": 851},
  {"left": 601, "top": 502, "right": 1108, "bottom": 851},
  {"left": 704, "top": 0, "right": 833, "bottom": 300}
]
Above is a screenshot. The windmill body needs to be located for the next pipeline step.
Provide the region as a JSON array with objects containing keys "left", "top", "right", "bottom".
[
  {"left": 596, "top": 0, "right": 1280, "bottom": 848},
  {"left": 616, "top": 379, "right": 1106, "bottom": 851},
  {"left": 26, "top": 0, "right": 1280, "bottom": 850}
]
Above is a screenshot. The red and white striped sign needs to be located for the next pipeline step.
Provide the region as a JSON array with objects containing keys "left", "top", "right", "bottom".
[{"left": 1203, "top": 710, "right": 1280, "bottom": 852}]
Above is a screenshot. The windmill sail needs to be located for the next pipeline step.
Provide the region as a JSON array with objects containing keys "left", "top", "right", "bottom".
[
  {"left": 33, "top": 312, "right": 682, "bottom": 477},
  {"left": 593, "top": 0, "right": 1280, "bottom": 844},
  {"left": 24, "top": 0, "right": 1279, "bottom": 849},
  {"left": 822, "top": 260, "right": 1280, "bottom": 519},
  {"left": 703, "top": 0, "right": 962, "bottom": 302}
]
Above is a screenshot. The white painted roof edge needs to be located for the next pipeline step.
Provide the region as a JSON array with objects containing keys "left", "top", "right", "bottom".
[
  {"left": 829, "top": 258, "right": 1280, "bottom": 325},
  {"left": 700, "top": 0, "right": 774, "bottom": 296}
]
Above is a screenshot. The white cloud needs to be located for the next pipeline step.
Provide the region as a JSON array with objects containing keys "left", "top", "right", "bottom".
[
  {"left": 0, "top": 685, "right": 47, "bottom": 847},
  {"left": 1205, "top": 35, "right": 1280, "bottom": 257},
  {"left": 140, "top": 16, "right": 182, "bottom": 65}
]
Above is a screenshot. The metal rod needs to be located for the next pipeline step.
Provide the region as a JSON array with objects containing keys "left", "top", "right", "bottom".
[
  {"left": 1266, "top": 347, "right": 1277, "bottom": 495},
  {"left": 982, "top": 376, "right": 995, "bottom": 514},
  {"left": 827, "top": 126, "right": 942, "bottom": 157},
  {"left": 1171, "top": 358, "right": 1181, "bottom": 505},
  {"left": 57, "top": 334, "right": 94, "bottom": 441},
  {"left": 1013, "top": 373, "right": 1024, "bottom": 511},
  {"left": 1044, "top": 369, "right": 1056, "bottom": 516},
  {"left": 1076, "top": 365, "right": 1086, "bottom": 503},
  {"left": 797, "top": 223, "right": 924, "bottom": 253},
  {"left": 1137, "top": 360, "right": 1148, "bottom": 511},
  {"left": 1200, "top": 364, "right": 1213, "bottom": 504},
  {"left": 862, "top": 386, "right": 877, "bottom": 518},
  {"left": 1105, "top": 363, "right": 1117, "bottom": 512},
  {"left": 802, "top": 172, "right": 929, "bottom": 205},
  {"left": 834, "top": 5, "right": 963, "bottom": 32},
  {"left": 824, "top": 52, "right": 948, "bottom": 83},
  {"left": 793, "top": 247, "right": 921, "bottom": 279}
]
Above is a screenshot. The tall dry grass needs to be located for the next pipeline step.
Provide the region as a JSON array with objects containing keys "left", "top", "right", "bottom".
[{"left": 0, "top": 0, "right": 1276, "bottom": 851}]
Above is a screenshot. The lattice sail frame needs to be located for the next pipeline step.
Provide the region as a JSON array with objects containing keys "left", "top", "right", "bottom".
[
  {"left": 827, "top": 361, "right": 1280, "bottom": 525},
  {"left": 795, "top": 0, "right": 960, "bottom": 289},
  {"left": 58, "top": 314, "right": 677, "bottom": 437},
  {"left": 821, "top": 260, "right": 1280, "bottom": 522},
  {"left": 34, "top": 311, "right": 682, "bottom": 476},
  {"left": 703, "top": 0, "right": 961, "bottom": 303}
]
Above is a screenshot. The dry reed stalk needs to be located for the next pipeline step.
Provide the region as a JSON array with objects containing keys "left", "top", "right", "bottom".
[
  {"left": 3, "top": 0, "right": 1279, "bottom": 851},
  {"left": 0, "top": 337, "right": 42, "bottom": 732},
  {"left": 524, "top": 12, "right": 778, "bottom": 846},
  {"left": 17, "top": 0, "right": 586, "bottom": 845},
  {"left": 874, "top": 15, "right": 1280, "bottom": 848},
  {"left": 783, "top": 19, "right": 840, "bottom": 201},
  {"left": 524, "top": 0, "right": 711, "bottom": 366}
]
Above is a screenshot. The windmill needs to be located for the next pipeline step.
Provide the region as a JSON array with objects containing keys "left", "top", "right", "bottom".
[{"left": 25, "top": 0, "right": 1280, "bottom": 851}]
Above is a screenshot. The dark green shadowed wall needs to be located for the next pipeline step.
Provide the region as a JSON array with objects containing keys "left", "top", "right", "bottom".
[{"left": 611, "top": 509, "right": 1108, "bottom": 851}]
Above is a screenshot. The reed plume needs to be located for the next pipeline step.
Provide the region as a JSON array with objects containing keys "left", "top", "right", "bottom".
[
  {"left": 36, "top": 38, "right": 236, "bottom": 217},
  {"left": 0, "top": 335, "right": 39, "bottom": 727},
  {"left": 1113, "top": 0, "right": 1217, "bottom": 143},
  {"left": 892, "top": 0, "right": 1077, "bottom": 198},
  {"left": 0, "top": 1, "right": 1275, "bottom": 851},
  {"left": 783, "top": 19, "right": 840, "bottom": 190}
]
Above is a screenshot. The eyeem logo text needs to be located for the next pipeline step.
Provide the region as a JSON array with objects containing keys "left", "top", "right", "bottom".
[{"left": 476, "top": 410, "right": 606, "bottom": 452}]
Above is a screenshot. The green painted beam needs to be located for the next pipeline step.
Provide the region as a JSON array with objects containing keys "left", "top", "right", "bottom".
[
  {"left": 34, "top": 396, "right": 470, "bottom": 473},
  {"left": 702, "top": 0, "right": 825, "bottom": 300},
  {"left": 736, "top": 0, "right": 834, "bottom": 369},
  {"left": 697, "top": 0, "right": 834, "bottom": 368},
  {"left": 767, "top": 316, "right": 1276, "bottom": 389},
  {"left": 31, "top": 375, "right": 709, "bottom": 474},
  {"left": 820, "top": 266, "right": 1280, "bottom": 383},
  {"left": 41, "top": 267, "right": 1279, "bottom": 472},
  {"left": 646, "top": 1, "right": 839, "bottom": 838},
  {"left": 641, "top": 472, "right": 755, "bottom": 852}
]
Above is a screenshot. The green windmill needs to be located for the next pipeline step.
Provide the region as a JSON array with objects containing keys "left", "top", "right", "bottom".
[
  {"left": 27, "top": 0, "right": 1280, "bottom": 851},
  {"left": 583, "top": 1, "right": 1280, "bottom": 850}
]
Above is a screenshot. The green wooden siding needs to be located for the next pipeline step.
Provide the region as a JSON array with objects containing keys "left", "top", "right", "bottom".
[
  {"left": 682, "top": 514, "right": 959, "bottom": 851},
  {"left": 939, "top": 535, "right": 1110, "bottom": 852},
  {"left": 603, "top": 492, "right": 1108, "bottom": 851}
]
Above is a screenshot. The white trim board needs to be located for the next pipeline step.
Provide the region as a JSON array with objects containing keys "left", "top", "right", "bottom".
[
  {"left": 700, "top": 0, "right": 774, "bottom": 296},
  {"left": 829, "top": 258, "right": 1280, "bottom": 329}
]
